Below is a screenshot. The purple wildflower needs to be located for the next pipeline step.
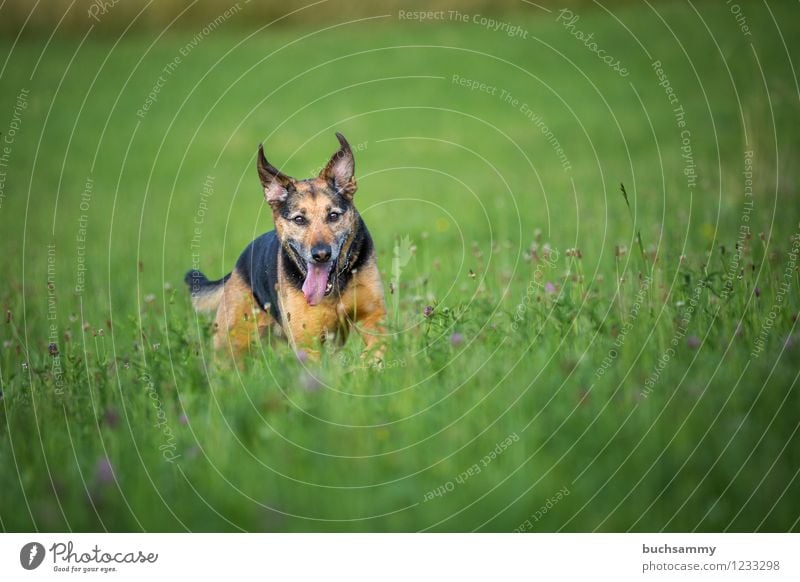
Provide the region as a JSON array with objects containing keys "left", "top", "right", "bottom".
[
  {"left": 423, "top": 305, "right": 434, "bottom": 318},
  {"left": 687, "top": 336, "right": 701, "bottom": 349},
  {"left": 545, "top": 282, "right": 556, "bottom": 295},
  {"left": 450, "top": 332, "right": 464, "bottom": 347}
]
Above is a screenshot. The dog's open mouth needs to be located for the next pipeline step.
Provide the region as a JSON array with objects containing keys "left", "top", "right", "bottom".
[{"left": 302, "top": 260, "right": 336, "bottom": 306}]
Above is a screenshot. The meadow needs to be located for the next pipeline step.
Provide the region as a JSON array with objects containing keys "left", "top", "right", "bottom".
[{"left": 0, "top": 0, "right": 799, "bottom": 531}]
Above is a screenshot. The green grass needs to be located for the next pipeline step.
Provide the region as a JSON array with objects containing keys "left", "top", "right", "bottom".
[{"left": 1, "top": 1, "right": 799, "bottom": 531}]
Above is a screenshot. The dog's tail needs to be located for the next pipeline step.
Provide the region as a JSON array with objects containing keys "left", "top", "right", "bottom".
[{"left": 184, "top": 269, "right": 231, "bottom": 312}]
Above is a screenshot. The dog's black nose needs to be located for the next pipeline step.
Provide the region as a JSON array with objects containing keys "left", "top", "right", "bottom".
[{"left": 311, "top": 244, "right": 332, "bottom": 263}]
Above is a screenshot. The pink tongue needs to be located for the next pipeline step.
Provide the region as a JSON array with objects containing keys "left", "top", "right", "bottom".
[{"left": 302, "top": 262, "right": 332, "bottom": 306}]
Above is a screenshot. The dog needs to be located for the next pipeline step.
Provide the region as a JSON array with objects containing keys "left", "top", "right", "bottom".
[{"left": 185, "top": 133, "right": 386, "bottom": 361}]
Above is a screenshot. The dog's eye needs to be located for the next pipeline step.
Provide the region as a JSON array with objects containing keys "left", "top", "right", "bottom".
[
  {"left": 327, "top": 211, "right": 341, "bottom": 223},
  {"left": 293, "top": 216, "right": 307, "bottom": 226}
]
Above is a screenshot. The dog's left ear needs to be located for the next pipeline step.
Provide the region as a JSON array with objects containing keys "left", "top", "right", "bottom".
[{"left": 320, "top": 132, "right": 357, "bottom": 199}]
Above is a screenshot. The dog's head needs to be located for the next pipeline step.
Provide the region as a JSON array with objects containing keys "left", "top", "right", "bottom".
[{"left": 257, "top": 132, "right": 360, "bottom": 306}]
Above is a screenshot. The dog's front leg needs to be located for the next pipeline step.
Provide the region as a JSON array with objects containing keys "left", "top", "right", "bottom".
[
  {"left": 355, "top": 305, "right": 386, "bottom": 364},
  {"left": 347, "top": 263, "right": 387, "bottom": 364},
  {"left": 212, "top": 273, "right": 269, "bottom": 366}
]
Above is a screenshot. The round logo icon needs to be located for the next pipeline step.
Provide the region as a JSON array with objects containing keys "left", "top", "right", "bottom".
[{"left": 20, "top": 542, "right": 46, "bottom": 570}]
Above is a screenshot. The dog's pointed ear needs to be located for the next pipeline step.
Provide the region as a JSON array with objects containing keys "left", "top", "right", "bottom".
[
  {"left": 320, "top": 132, "right": 357, "bottom": 199},
  {"left": 257, "top": 143, "right": 294, "bottom": 207}
]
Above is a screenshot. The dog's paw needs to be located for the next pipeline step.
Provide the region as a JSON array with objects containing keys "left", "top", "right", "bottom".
[{"left": 359, "top": 348, "right": 386, "bottom": 371}]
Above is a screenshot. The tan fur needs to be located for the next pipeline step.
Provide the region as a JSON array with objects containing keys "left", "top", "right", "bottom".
[
  {"left": 339, "top": 261, "right": 387, "bottom": 357},
  {"left": 212, "top": 271, "right": 275, "bottom": 358},
  {"left": 277, "top": 252, "right": 386, "bottom": 359},
  {"left": 190, "top": 284, "right": 225, "bottom": 312}
]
